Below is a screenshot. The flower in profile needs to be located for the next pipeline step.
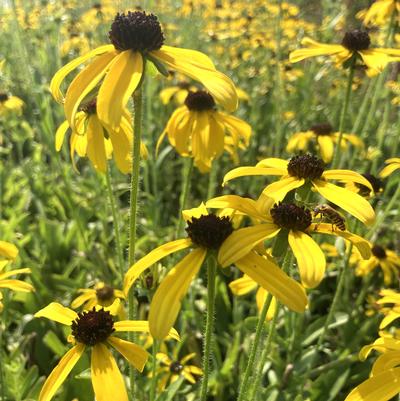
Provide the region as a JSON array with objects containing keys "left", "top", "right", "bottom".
[
  {"left": 206, "top": 196, "right": 371, "bottom": 288},
  {"left": 229, "top": 274, "right": 277, "bottom": 321},
  {"left": 380, "top": 157, "right": 400, "bottom": 177},
  {"left": 157, "top": 90, "right": 251, "bottom": 172},
  {"left": 289, "top": 29, "right": 400, "bottom": 76},
  {"left": 0, "top": 92, "right": 24, "bottom": 116},
  {"left": 34, "top": 302, "right": 177, "bottom": 401},
  {"left": 344, "top": 332, "right": 400, "bottom": 401},
  {"left": 353, "top": 243, "right": 400, "bottom": 285},
  {"left": 55, "top": 98, "right": 147, "bottom": 173},
  {"left": 124, "top": 204, "right": 307, "bottom": 339},
  {"left": 223, "top": 154, "right": 376, "bottom": 226},
  {"left": 345, "top": 173, "right": 384, "bottom": 198},
  {"left": 154, "top": 352, "right": 202, "bottom": 390},
  {"left": 0, "top": 241, "right": 34, "bottom": 312},
  {"left": 51, "top": 11, "right": 238, "bottom": 131},
  {"left": 357, "top": 0, "right": 400, "bottom": 27},
  {"left": 286, "top": 123, "right": 363, "bottom": 163}
]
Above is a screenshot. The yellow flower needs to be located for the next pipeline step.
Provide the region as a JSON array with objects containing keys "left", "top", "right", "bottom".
[
  {"left": 357, "top": 0, "right": 400, "bottom": 27},
  {"left": 345, "top": 173, "right": 384, "bottom": 198},
  {"left": 154, "top": 352, "right": 202, "bottom": 390},
  {"left": 0, "top": 92, "right": 24, "bottom": 116},
  {"left": 286, "top": 123, "right": 363, "bottom": 163},
  {"left": 34, "top": 302, "right": 178, "bottom": 401},
  {"left": 229, "top": 274, "right": 277, "bottom": 320},
  {"left": 0, "top": 241, "right": 34, "bottom": 312},
  {"left": 206, "top": 195, "right": 371, "bottom": 288},
  {"left": 353, "top": 244, "right": 400, "bottom": 285},
  {"left": 124, "top": 203, "right": 307, "bottom": 340},
  {"left": 376, "top": 289, "right": 400, "bottom": 329},
  {"left": 157, "top": 90, "right": 251, "bottom": 172},
  {"left": 290, "top": 29, "right": 400, "bottom": 76},
  {"left": 223, "top": 154, "right": 376, "bottom": 226},
  {"left": 55, "top": 98, "right": 147, "bottom": 173},
  {"left": 380, "top": 157, "right": 400, "bottom": 177},
  {"left": 160, "top": 81, "right": 198, "bottom": 105},
  {"left": 50, "top": 11, "right": 238, "bottom": 132},
  {"left": 344, "top": 333, "right": 400, "bottom": 401}
]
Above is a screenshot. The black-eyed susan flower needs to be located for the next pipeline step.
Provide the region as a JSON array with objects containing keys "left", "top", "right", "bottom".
[
  {"left": 55, "top": 98, "right": 147, "bottom": 173},
  {"left": 344, "top": 333, "right": 400, "bottom": 401},
  {"left": 353, "top": 243, "right": 400, "bottom": 285},
  {"left": 50, "top": 11, "right": 238, "bottom": 132},
  {"left": 124, "top": 204, "right": 307, "bottom": 339},
  {"left": 290, "top": 29, "right": 400, "bottom": 76},
  {"left": 35, "top": 302, "right": 178, "bottom": 401},
  {"left": 0, "top": 92, "right": 24, "bottom": 116},
  {"left": 157, "top": 90, "right": 251, "bottom": 172},
  {"left": 357, "top": 0, "right": 400, "bottom": 27},
  {"left": 223, "top": 154, "right": 376, "bottom": 226},
  {"left": 345, "top": 173, "right": 384, "bottom": 198},
  {"left": 229, "top": 274, "right": 277, "bottom": 321},
  {"left": 380, "top": 157, "right": 400, "bottom": 177},
  {"left": 206, "top": 196, "right": 371, "bottom": 288},
  {"left": 154, "top": 352, "right": 202, "bottom": 390},
  {"left": 376, "top": 289, "right": 400, "bottom": 329},
  {"left": 286, "top": 123, "right": 363, "bottom": 163}
]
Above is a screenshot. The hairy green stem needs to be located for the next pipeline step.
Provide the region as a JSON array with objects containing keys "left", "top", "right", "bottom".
[
  {"left": 236, "top": 293, "right": 273, "bottom": 401},
  {"left": 199, "top": 255, "right": 217, "bottom": 401},
  {"left": 105, "top": 167, "right": 124, "bottom": 282},
  {"left": 128, "top": 89, "right": 143, "bottom": 401},
  {"left": 176, "top": 157, "right": 194, "bottom": 238}
]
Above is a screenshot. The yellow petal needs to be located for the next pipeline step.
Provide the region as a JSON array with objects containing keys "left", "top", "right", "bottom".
[
  {"left": 114, "top": 321, "right": 180, "bottom": 341},
  {"left": 261, "top": 176, "right": 305, "bottom": 202},
  {"left": 97, "top": 51, "right": 143, "bottom": 130},
  {"left": 317, "top": 135, "right": 334, "bottom": 163},
  {"left": 35, "top": 302, "right": 78, "bottom": 325},
  {"left": 372, "top": 351, "right": 400, "bottom": 376},
  {"left": 344, "top": 368, "right": 400, "bottom": 401},
  {"left": 322, "top": 170, "right": 373, "bottom": 191},
  {"left": 123, "top": 238, "right": 192, "bottom": 296},
  {"left": 359, "top": 49, "right": 398, "bottom": 77},
  {"left": 256, "top": 287, "right": 277, "bottom": 321},
  {"left": 229, "top": 275, "right": 258, "bottom": 296},
  {"left": 256, "top": 158, "right": 289, "bottom": 170},
  {"left": 0, "top": 241, "right": 18, "bottom": 260},
  {"left": 380, "top": 162, "right": 400, "bottom": 178},
  {"left": 0, "top": 267, "right": 31, "bottom": 280},
  {"left": 107, "top": 336, "right": 149, "bottom": 372},
  {"left": 223, "top": 166, "right": 286, "bottom": 186},
  {"left": 218, "top": 224, "right": 280, "bottom": 267},
  {"left": 288, "top": 230, "right": 326, "bottom": 288},
  {"left": 108, "top": 124, "right": 132, "bottom": 174},
  {"left": 50, "top": 45, "right": 115, "bottom": 103},
  {"left": 55, "top": 120, "right": 70, "bottom": 152},
  {"left": 39, "top": 344, "right": 85, "bottom": 401},
  {"left": 149, "top": 248, "right": 207, "bottom": 340},
  {"left": 91, "top": 343, "right": 128, "bottom": 401},
  {"left": 0, "top": 279, "right": 34, "bottom": 292},
  {"left": 380, "top": 312, "right": 400, "bottom": 329},
  {"left": 70, "top": 291, "right": 95, "bottom": 309},
  {"left": 182, "top": 203, "right": 208, "bottom": 221},
  {"left": 289, "top": 38, "right": 348, "bottom": 63},
  {"left": 86, "top": 115, "right": 107, "bottom": 173},
  {"left": 235, "top": 251, "right": 307, "bottom": 312},
  {"left": 312, "top": 180, "right": 375, "bottom": 226},
  {"left": 152, "top": 46, "right": 238, "bottom": 112}
]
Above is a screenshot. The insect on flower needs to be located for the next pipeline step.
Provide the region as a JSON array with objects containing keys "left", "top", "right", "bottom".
[{"left": 313, "top": 204, "right": 346, "bottom": 231}]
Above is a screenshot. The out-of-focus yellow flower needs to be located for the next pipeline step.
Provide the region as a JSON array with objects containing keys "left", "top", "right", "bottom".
[
  {"left": 380, "top": 157, "right": 400, "bottom": 177},
  {"left": 357, "top": 0, "right": 400, "bottom": 27},
  {"left": 290, "top": 29, "right": 400, "bottom": 76},
  {"left": 286, "top": 123, "right": 363, "bottom": 163},
  {"left": 157, "top": 90, "right": 251, "bottom": 173},
  {"left": 55, "top": 98, "right": 147, "bottom": 174},
  {"left": 376, "top": 289, "right": 400, "bottom": 329},
  {"left": 0, "top": 92, "right": 24, "bottom": 116},
  {"left": 60, "top": 34, "right": 91, "bottom": 57},
  {"left": 345, "top": 173, "right": 384, "bottom": 198}
]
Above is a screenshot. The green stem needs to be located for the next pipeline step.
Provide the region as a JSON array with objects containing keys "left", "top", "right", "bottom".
[
  {"left": 128, "top": 89, "right": 143, "bottom": 401},
  {"left": 105, "top": 167, "right": 124, "bottom": 282},
  {"left": 0, "top": 325, "right": 4, "bottom": 401},
  {"left": 199, "top": 255, "right": 217, "bottom": 401},
  {"left": 176, "top": 157, "right": 194, "bottom": 238},
  {"left": 149, "top": 340, "right": 159, "bottom": 401},
  {"left": 207, "top": 161, "right": 218, "bottom": 200},
  {"left": 332, "top": 59, "right": 355, "bottom": 169},
  {"left": 236, "top": 293, "right": 273, "bottom": 401}
]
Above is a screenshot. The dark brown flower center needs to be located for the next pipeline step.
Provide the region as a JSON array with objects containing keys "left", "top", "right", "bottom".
[
  {"left": 169, "top": 361, "right": 184, "bottom": 374},
  {"left": 310, "top": 123, "right": 333, "bottom": 136},
  {"left": 287, "top": 154, "right": 325, "bottom": 180},
  {"left": 96, "top": 285, "right": 114, "bottom": 302},
  {"left": 186, "top": 214, "right": 233, "bottom": 249},
  {"left": 184, "top": 91, "right": 216, "bottom": 111},
  {"left": 80, "top": 98, "right": 97, "bottom": 114},
  {"left": 0, "top": 93, "right": 9, "bottom": 102},
  {"left": 71, "top": 308, "right": 115, "bottom": 346},
  {"left": 372, "top": 245, "right": 387, "bottom": 259},
  {"left": 109, "top": 11, "right": 165, "bottom": 52},
  {"left": 342, "top": 30, "right": 371, "bottom": 51},
  {"left": 270, "top": 202, "right": 312, "bottom": 231},
  {"left": 355, "top": 173, "right": 384, "bottom": 197}
]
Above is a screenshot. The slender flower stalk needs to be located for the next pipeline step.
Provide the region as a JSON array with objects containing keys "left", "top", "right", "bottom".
[
  {"left": 176, "top": 158, "right": 194, "bottom": 238},
  {"left": 207, "top": 161, "right": 218, "bottom": 199},
  {"left": 149, "top": 340, "right": 159, "bottom": 401},
  {"left": 199, "top": 255, "right": 217, "bottom": 401}
]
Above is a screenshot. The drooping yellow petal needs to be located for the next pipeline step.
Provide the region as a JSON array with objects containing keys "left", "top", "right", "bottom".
[
  {"left": 91, "top": 343, "right": 128, "bottom": 401},
  {"left": 149, "top": 248, "right": 207, "bottom": 339},
  {"left": 216, "top": 112, "right": 252, "bottom": 145},
  {"left": 256, "top": 158, "right": 289, "bottom": 170},
  {"left": 322, "top": 170, "right": 373, "bottom": 191},
  {"left": 229, "top": 275, "right": 258, "bottom": 296},
  {"left": 124, "top": 238, "right": 193, "bottom": 296},
  {"left": 70, "top": 291, "right": 95, "bottom": 309},
  {"left": 359, "top": 49, "right": 400, "bottom": 77},
  {"left": 256, "top": 287, "right": 277, "bottom": 321},
  {"left": 0, "top": 241, "right": 18, "bottom": 260},
  {"left": 380, "top": 312, "right": 400, "bottom": 329},
  {"left": 97, "top": 51, "right": 143, "bottom": 130},
  {"left": 312, "top": 180, "right": 375, "bottom": 226},
  {"left": 152, "top": 46, "right": 238, "bottom": 112},
  {"left": 344, "top": 368, "right": 400, "bottom": 401},
  {"left": 35, "top": 302, "right": 78, "bottom": 325},
  {"left": 0, "top": 279, "right": 34, "bottom": 292},
  {"left": 107, "top": 336, "right": 149, "bottom": 372},
  {"left": 261, "top": 176, "right": 305, "bottom": 202},
  {"left": 114, "top": 321, "right": 180, "bottom": 341},
  {"left": 235, "top": 251, "right": 307, "bottom": 312},
  {"left": 86, "top": 115, "right": 107, "bottom": 173},
  {"left": 108, "top": 120, "right": 132, "bottom": 174},
  {"left": 55, "top": 120, "right": 70, "bottom": 152},
  {"left": 288, "top": 230, "right": 326, "bottom": 288},
  {"left": 223, "top": 166, "right": 286, "bottom": 186},
  {"left": 191, "top": 111, "right": 213, "bottom": 168},
  {"left": 380, "top": 161, "right": 400, "bottom": 178},
  {"left": 50, "top": 45, "right": 115, "bottom": 103},
  {"left": 317, "top": 135, "right": 334, "bottom": 163},
  {"left": 0, "top": 267, "right": 31, "bottom": 280}
]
